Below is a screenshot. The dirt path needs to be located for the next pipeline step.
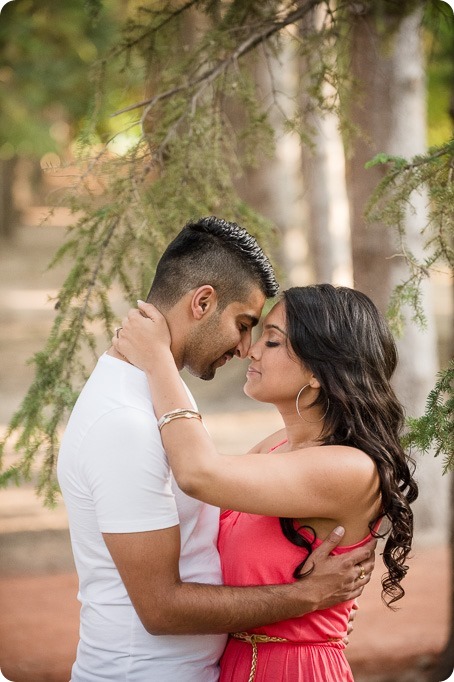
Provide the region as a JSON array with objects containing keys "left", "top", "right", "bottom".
[{"left": 0, "top": 544, "right": 450, "bottom": 682}]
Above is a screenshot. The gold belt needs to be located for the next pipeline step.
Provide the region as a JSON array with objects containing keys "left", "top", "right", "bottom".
[{"left": 231, "top": 631, "right": 289, "bottom": 682}]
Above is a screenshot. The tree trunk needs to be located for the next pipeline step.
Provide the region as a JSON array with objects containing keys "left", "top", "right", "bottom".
[
  {"left": 345, "top": 10, "right": 395, "bottom": 311},
  {"left": 431, "top": 467, "right": 454, "bottom": 681},
  {"left": 430, "top": 237, "right": 454, "bottom": 678},
  {"left": 0, "top": 157, "right": 20, "bottom": 240},
  {"left": 346, "top": 3, "right": 450, "bottom": 547},
  {"left": 387, "top": 9, "right": 450, "bottom": 546},
  {"left": 299, "top": 8, "right": 351, "bottom": 286},
  {"left": 230, "top": 41, "right": 302, "bottom": 285},
  {"left": 300, "top": 105, "right": 352, "bottom": 285}
]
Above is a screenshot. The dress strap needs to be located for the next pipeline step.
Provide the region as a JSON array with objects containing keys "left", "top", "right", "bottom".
[
  {"left": 231, "top": 632, "right": 289, "bottom": 682},
  {"left": 268, "top": 438, "right": 288, "bottom": 453}
]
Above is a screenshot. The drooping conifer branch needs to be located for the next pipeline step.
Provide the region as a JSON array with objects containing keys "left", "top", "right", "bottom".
[
  {"left": 1, "top": 0, "right": 452, "bottom": 505},
  {"left": 113, "top": 0, "right": 323, "bottom": 119},
  {"left": 365, "top": 140, "right": 454, "bottom": 463}
]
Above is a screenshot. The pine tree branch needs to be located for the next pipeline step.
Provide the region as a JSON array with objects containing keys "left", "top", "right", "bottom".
[
  {"left": 112, "top": 0, "right": 323, "bottom": 119},
  {"left": 63, "top": 216, "right": 120, "bottom": 362}
]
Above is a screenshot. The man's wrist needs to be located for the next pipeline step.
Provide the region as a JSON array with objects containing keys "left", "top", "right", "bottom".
[
  {"left": 290, "top": 579, "right": 318, "bottom": 615},
  {"left": 271, "top": 580, "right": 316, "bottom": 619}
]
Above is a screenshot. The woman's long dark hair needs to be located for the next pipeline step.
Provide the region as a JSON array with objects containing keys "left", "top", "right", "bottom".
[{"left": 280, "top": 285, "right": 418, "bottom": 607}]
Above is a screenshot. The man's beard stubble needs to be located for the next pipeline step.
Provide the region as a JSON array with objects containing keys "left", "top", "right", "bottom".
[{"left": 183, "top": 312, "right": 230, "bottom": 381}]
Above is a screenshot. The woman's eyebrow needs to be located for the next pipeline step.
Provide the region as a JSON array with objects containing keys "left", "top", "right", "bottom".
[{"left": 264, "top": 324, "right": 287, "bottom": 336}]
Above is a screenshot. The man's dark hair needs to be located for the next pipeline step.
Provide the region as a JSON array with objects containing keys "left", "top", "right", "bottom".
[{"left": 147, "top": 216, "right": 279, "bottom": 310}]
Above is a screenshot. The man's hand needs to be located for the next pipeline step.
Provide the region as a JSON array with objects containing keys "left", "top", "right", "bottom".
[
  {"left": 295, "top": 526, "right": 376, "bottom": 612},
  {"left": 112, "top": 301, "right": 172, "bottom": 371}
]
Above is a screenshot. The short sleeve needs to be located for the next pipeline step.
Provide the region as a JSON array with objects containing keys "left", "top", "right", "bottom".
[{"left": 81, "top": 407, "right": 179, "bottom": 533}]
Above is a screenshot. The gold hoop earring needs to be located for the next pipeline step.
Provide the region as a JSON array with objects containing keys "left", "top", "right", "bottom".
[{"left": 296, "top": 384, "right": 330, "bottom": 423}]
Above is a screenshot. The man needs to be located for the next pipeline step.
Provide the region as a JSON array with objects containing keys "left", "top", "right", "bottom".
[{"left": 58, "top": 216, "right": 375, "bottom": 681}]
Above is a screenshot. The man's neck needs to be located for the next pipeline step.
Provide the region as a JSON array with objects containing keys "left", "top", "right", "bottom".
[{"left": 163, "top": 304, "right": 186, "bottom": 371}]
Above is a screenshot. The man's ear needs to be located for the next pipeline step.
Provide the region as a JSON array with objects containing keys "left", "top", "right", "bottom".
[{"left": 190, "top": 285, "right": 218, "bottom": 320}]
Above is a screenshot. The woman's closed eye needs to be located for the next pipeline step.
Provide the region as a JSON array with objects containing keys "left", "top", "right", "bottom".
[{"left": 265, "top": 341, "right": 280, "bottom": 348}]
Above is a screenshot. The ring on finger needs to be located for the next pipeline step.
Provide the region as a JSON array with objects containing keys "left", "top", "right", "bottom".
[{"left": 358, "top": 564, "right": 366, "bottom": 580}]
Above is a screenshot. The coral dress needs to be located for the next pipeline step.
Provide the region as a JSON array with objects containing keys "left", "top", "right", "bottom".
[{"left": 217, "top": 443, "right": 371, "bottom": 682}]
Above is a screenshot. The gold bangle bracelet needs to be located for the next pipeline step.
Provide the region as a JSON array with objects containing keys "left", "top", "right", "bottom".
[{"left": 157, "top": 408, "right": 202, "bottom": 432}]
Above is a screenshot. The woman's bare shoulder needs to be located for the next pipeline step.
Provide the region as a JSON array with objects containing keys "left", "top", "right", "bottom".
[
  {"left": 306, "top": 444, "right": 377, "bottom": 472},
  {"left": 304, "top": 445, "right": 380, "bottom": 495}
]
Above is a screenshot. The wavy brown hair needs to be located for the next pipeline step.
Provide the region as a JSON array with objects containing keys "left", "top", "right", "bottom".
[{"left": 280, "top": 285, "right": 418, "bottom": 607}]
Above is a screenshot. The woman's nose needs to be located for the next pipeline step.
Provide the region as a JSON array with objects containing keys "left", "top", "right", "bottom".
[{"left": 247, "top": 340, "right": 260, "bottom": 360}]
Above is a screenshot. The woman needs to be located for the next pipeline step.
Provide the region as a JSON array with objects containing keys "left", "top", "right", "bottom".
[{"left": 112, "top": 284, "right": 417, "bottom": 682}]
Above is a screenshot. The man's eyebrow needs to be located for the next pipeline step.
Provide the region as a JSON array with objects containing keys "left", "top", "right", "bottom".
[
  {"left": 242, "top": 314, "right": 260, "bottom": 328},
  {"left": 264, "top": 323, "right": 287, "bottom": 335}
]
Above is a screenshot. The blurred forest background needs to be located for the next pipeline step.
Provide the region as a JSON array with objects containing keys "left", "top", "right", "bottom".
[{"left": 0, "top": 1, "right": 453, "bottom": 681}]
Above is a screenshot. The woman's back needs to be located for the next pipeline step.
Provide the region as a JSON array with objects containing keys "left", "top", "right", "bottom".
[{"left": 218, "top": 509, "right": 375, "bottom": 681}]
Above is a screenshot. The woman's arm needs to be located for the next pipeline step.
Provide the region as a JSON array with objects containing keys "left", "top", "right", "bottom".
[{"left": 113, "top": 304, "right": 378, "bottom": 519}]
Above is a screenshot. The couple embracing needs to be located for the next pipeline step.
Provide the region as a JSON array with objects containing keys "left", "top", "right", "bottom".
[{"left": 58, "top": 216, "right": 416, "bottom": 681}]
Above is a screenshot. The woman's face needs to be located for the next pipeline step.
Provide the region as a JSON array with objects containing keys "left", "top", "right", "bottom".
[{"left": 244, "top": 301, "right": 314, "bottom": 406}]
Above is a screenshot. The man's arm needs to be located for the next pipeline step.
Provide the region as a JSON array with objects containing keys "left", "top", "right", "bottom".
[{"left": 103, "top": 525, "right": 375, "bottom": 636}]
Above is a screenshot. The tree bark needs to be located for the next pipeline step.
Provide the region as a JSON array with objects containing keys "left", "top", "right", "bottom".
[
  {"left": 430, "top": 467, "right": 454, "bottom": 681},
  {"left": 230, "top": 41, "right": 302, "bottom": 284},
  {"left": 345, "top": 10, "right": 395, "bottom": 311},
  {"left": 0, "top": 157, "right": 20, "bottom": 240},
  {"left": 299, "top": 8, "right": 351, "bottom": 286},
  {"left": 300, "top": 105, "right": 352, "bottom": 285}
]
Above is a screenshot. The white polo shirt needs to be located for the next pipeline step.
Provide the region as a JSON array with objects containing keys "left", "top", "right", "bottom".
[{"left": 57, "top": 353, "right": 226, "bottom": 681}]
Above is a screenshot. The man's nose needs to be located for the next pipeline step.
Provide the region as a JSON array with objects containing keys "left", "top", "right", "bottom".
[{"left": 234, "top": 331, "right": 252, "bottom": 359}]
